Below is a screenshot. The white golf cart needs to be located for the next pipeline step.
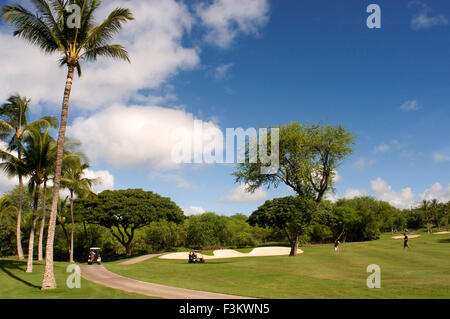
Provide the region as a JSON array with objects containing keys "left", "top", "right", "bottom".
[{"left": 88, "top": 247, "right": 102, "bottom": 265}]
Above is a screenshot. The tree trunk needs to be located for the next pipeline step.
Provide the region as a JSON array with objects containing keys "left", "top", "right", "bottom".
[
  {"left": 126, "top": 243, "right": 132, "bottom": 257},
  {"left": 69, "top": 190, "right": 74, "bottom": 263},
  {"left": 289, "top": 234, "right": 300, "bottom": 256},
  {"left": 42, "top": 65, "right": 75, "bottom": 290},
  {"left": 38, "top": 180, "right": 47, "bottom": 261},
  {"left": 26, "top": 183, "right": 41, "bottom": 273},
  {"left": 16, "top": 174, "right": 24, "bottom": 260}
]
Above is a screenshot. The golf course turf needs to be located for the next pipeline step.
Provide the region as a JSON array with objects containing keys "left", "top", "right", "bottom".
[
  {"left": 1, "top": 232, "right": 449, "bottom": 299},
  {"left": 105, "top": 232, "right": 450, "bottom": 299},
  {"left": 0, "top": 259, "right": 152, "bottom": 299}
]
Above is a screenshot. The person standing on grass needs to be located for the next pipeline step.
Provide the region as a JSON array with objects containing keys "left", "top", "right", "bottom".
[
  {"left": 334, "top": 240, "right": 340, "bottom": 252},
  {"left": 403, "top": 233, "right": 410, "bottom": 249}
]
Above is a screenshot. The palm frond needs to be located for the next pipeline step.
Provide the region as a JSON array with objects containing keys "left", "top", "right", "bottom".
[
  {"left": 83, "top": 7, "right": 133, "bottom": 52},
  {"left": 1, "top": 5, "right": 61, "bottom": 54},
  {"left": 82, "top": 44, "right": 130, "bottom": 62}
]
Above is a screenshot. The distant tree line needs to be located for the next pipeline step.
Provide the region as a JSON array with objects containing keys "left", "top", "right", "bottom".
[{"left": 2, "top": 187, "right": 448, "bottom": 260}]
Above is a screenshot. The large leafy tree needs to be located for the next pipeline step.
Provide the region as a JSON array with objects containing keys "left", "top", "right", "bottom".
[
  {"left": 75, "top": 189, "right": 185, "bottom": 257},
  {"left": 61, "top": 157, "right": 99, "bottom": 262},
  {"left": 235, "top": 122, "right": 355, "bottom": 254},
  {"left": 249, "top": 196, "right": 316, "bottom": 256},
  {"left": 233, "top": 122, "right": 356, "bottom": 203},
  {"left": 1, "top": 0, "right": 133, "bottom": 289},
  {"left": 0, "top": 94, "right": 57, "bottom": 260}
]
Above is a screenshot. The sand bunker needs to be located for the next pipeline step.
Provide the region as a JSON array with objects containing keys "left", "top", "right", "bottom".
[
  {"left": 159, "top": 247, "right": 302, "bottom": 260},
  {"left": 433, "top": 231, "right": 450, "bottom": 235},
  {"left": 392, "top": 234, "right": 421, "bottom": 239}
]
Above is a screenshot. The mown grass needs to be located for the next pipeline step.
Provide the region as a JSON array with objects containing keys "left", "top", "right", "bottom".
[
  {"left": 106, "top": 232, "right": 450, "bottom": 299},
  {"left": 0, "top": 258, "right": 152, "bottom": 299}
]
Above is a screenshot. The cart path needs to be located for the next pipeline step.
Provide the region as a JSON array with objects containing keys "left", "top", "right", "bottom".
[
  {"left": 118, "top": 254, "right": 162, "bottom": 265},
  {"left": 79, "top": 264, "right": 253, "bottom": 299}
]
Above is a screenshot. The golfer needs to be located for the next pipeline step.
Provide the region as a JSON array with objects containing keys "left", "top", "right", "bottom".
[
  {"left": 334, "top": 240, "right": 340, "bottom": 252},
  {"left": 403, "top": 233, "right": 410, "bottom": 249}
]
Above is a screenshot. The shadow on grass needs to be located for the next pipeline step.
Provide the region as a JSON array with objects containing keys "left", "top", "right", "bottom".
[
  {"left": 0, "top": 260, "right": 41, "bottom": 289},
  {"left": 439, "top": 238, "right": 450, "bottom": 243}
]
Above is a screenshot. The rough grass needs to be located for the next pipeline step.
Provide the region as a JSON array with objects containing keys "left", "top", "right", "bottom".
[
  {"left": 106, "top": 232, "right": 450, "bottom": 299},
  {"left": 0, "top": 259, "right": 152, "bottom": 299}
]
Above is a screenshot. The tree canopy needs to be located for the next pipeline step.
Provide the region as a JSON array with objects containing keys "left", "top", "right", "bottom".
[
  {"left": 249, "top": 196, "right": 316, "bottom": 255},
  {"left": 233, "top": 122, "right": 356, "bottom": 203},
  {"left": 75, "top": 189, "right": 184, "bottom": 256}
]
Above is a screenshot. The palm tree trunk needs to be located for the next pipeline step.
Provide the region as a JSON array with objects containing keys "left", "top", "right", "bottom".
[
  {"left": 16, "top": 174, "right": 25, "bottom": 260},
  {"left": 26, "top": 183, "right": 41, "bottom": 273},
  {"left": 38, "top": 180, "right": 47, "bottom": 261},
  {"left": 42, "top": 65, "right": 75, "bottom": 290},
  {"left": 69, "top": 190, "right": 74, "bottom": 263}
]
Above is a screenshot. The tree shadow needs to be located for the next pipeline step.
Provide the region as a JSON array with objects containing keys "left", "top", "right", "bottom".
[
  {"left": 0, "top": 260, "right": 41, "bottom": 289},
  {"left": 439, "top": 239, "right": 450, "bottom": 243}
]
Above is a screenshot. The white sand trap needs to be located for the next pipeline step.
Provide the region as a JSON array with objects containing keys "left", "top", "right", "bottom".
[
  {"left": 159, "top": 246, "right": 302, "bottom": 260},
  {"left": 392, "top": 234, "right": 421, "bottom": 239},
  {"left": 434, "top": 231, "right": 450, "bottom": 234}
]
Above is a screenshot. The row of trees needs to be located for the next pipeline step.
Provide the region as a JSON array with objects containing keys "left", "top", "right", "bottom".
[
  {"left": 2, "top": 184, "right": 448, "bottom": 261},
  {"left": 0, "top": 94, "right": 100, "bottom": 272}
]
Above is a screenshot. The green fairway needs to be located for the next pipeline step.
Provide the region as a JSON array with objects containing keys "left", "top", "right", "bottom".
[
  {"left": 105, "top": 232, "right": 450, "bottom": 299},
  {"left": 0, "top": 258, "right": 152, "bottom": 299}
]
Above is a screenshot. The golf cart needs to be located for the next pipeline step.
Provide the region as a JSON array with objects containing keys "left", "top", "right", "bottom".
[
  {"left": 88, "top": 247, "right": 102, "bottom": 265},
  {"left": 188, "top": 250, "right": 205, "bottom": 264}
]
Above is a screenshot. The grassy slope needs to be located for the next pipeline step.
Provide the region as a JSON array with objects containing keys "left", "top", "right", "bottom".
[
  {"left": 106, "top": 232, "right": 450, "bottom": 299},
  {"left": 0, "top": 259, "right": 152, "bottom": 299}
]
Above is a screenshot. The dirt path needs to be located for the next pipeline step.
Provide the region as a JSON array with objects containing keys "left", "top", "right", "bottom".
[
  {"left": 79, "top": 264, "right": 252, "bottom": 299},
  {"left": 118, "top": 254, "right": 162, "bottom": 265}
]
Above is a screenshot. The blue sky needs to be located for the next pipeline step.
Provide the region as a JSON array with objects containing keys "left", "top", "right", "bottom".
[{"left": 1, "top": 0, "right": 449, "bottom": 215}]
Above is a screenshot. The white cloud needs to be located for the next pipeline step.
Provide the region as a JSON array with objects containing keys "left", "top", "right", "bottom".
[
  {"left": 432, "top": 152, "right": 450, "bottom": 163},
  {"left": 68, "top": 104, "right": 221, "bottom": 171},
  {"left": 399, "top": 100, "right": 421, "bottom": 112},
  {"left": 182, "top": 206, "right": 206, "bottom": 216},
  {"left": 196, "top": 0, "right": 270, "bottom": 48},
  {"left": 420, "top": 183, "right": 450, "bottom": 202},
  {"left": 223, "top": 183, "right": 268, "bottom": 203},
  {"left": 374, "top": 144, "right": 390, "bottom": 153},
  {"left": 353, "top": 157, "right": 376, "bottom": 172},
  {"left": 409, "top": 1, "right": 448, "bottom": 30},
  {"left": 82, "top": 169, "right": 115, "bottom": 194},
  {"left": 370, "top": 178, "right": 416, "bottom": 209},
  {"left": 344, "top": 188, "right": 368, "bottom": 199},
  {"left": 213, "top": 63, "right": 233, "bottom": 80}
]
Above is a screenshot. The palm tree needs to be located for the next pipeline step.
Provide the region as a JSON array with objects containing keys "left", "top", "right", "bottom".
[
  {"left": 0, "top": 197, "right": 14, "bottom": 215},
  {"left": 61, "top": 157, "right": 99, "bottom": 263},
  {"left": 0, "top": 94, "right": 57, "bottom": 260},
  {"left": 1, "top": 0, "right": 133, "bottom": 289},
  {"left": 38, "top": 138, "right": 84, "bottom": 261},
  {"left": 21, "top": 127, "right": 56, "bottom": 272}
]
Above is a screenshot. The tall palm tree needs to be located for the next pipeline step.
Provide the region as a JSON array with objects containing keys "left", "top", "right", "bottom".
[
  {"left": 22, "top": 127, "right": 56, "bottom": 272},
  {"left": 0, "top": 94, "right": 57, "bottom": 260},
  {"left": 1, "top": 0, "right": 133, "bottom": 289},
  {"left": 61, "top": 157, "right": 99, "bottom": 263},
  {"left": 37, "top": 138, "right": 84, "bottom": 261}
]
